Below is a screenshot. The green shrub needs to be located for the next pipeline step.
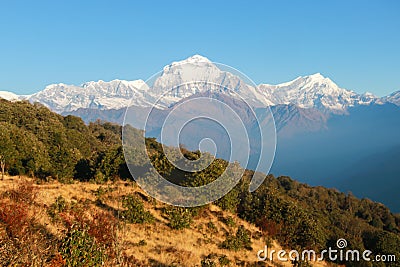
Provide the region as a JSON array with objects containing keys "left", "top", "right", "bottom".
[
  {"left": 218, "top": 254, "right": 230, "bottom": 266},
  {"left": 201, "top": 255, "right": 217, "bottom": 267},
  {"left": 201, "top": 253, "right": 230, "bottom": 267},
  {"left": 93, "top": 186, "right": 107, "bottom": 198},
  {"left": 221, "top": 216, "right": 236, "bottom": 228},
  {"left": 216, "top": 187, "right": 240, "bottom": 213},
  {"left": 164, "top": 206, "right": 193, "bottom": 230},
  {"left": 47, "top": 195, "right": 68, "bottom": 220},
  {"left": 137, "top": 239, "right": 147, "bottom": 246},
  {"left": 121, "top": 194, "right": 154, "bottom": 224},
  {"left": 220, "top": 225, "right": 252, "bottom": 251},
  {"left": 207, "top": 221, "right": 218, "bottom": 232},
  {"left": 60, "top": 227, "right": 106, "bottom": 267}
]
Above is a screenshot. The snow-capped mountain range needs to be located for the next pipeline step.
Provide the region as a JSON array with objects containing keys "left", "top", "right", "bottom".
[
  {"left": 258, "top": 73, "right": 379, "bottom": 113},
  {"left": 0, "top": 55, "right": 398, "bottom": 113},
  {"left": 27, "top": 79, "right": 151, "bottom": 113}
]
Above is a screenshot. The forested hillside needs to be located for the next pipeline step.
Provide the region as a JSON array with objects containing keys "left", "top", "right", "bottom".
[
  {"left": 0, "top": 99, "right": 399, "bottom": 266},
  {"left": 0, "top": 99, "right": 131, "bottom": 182}
]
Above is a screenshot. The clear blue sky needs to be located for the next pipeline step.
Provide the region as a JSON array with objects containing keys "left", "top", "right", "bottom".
[{"left": 0, "top": 0, "right": 399, "bottom": 96}]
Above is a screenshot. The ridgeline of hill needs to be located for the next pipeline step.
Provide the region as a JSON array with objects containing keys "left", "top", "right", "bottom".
[{"left": 0, "top": 99, "right": 399, "bottom": 266}]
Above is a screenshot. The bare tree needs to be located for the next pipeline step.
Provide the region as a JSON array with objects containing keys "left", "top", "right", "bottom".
[{"left": 0, "top": 155, "right": 5, "bottom": 180}]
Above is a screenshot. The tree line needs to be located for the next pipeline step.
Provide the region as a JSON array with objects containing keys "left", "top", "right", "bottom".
[{"left": 0, "top": 99, "right": 130, "bottom": 182}]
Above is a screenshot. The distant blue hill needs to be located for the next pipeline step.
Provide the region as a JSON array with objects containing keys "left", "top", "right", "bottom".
[{"left": 271, "top": 103, "right": 400, "bottom": 212}]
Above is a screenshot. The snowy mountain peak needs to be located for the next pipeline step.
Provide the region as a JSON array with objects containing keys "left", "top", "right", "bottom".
[
  {"left": 258, "top": 73, "right": 378, "bottom": 113},
  {"left": 178, "top": 54, "right": 211, "bottom": 64},
  {"left": 363, "top": 92, "right": 375, "bottom": 97},
  {"left": 44, "top": 83, "right": 68, "bottom": 89},
  {"left": 306, "top": 72, "right": 324, "bottom": 80},
  {"left": 153, "top": 55, "right": 273, "bottom": 108},
  {"left": 162, "top": 54, "right": 213, "bottom": 74},
  {"left": 303, "top": 73, "right": 338, "bottom": 87},
  {"left": 0, "top": 91, "right": 20, "bottom": 101},
  {"left": 81, "top": 79, "right": 148, "bottom": 90},
  {"left": 382, "top": 90, "right": 400, "bottom": 106}
]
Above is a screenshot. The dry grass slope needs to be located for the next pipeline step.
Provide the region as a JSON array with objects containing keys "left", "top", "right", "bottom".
[{"left": 0, "top": 175, "right": 329, "bottom": 267}]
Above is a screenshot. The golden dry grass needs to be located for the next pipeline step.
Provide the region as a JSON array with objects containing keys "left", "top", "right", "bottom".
[{"left": 0, "top": 175, "right": 330, "bottom": 266}]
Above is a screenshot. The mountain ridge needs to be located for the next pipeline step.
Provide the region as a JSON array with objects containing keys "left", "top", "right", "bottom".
[{"left": 1, "top": 55, "right": 398, "bottom": 114}]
